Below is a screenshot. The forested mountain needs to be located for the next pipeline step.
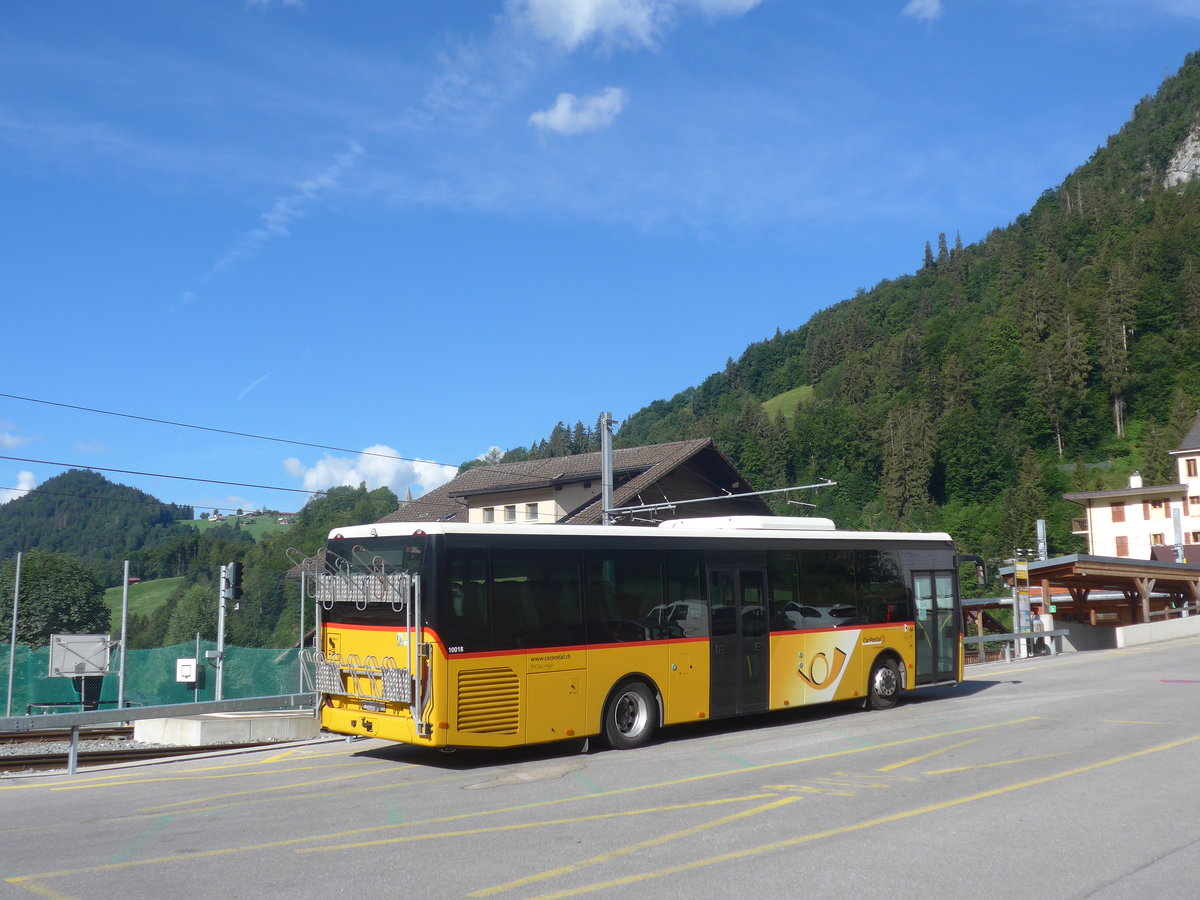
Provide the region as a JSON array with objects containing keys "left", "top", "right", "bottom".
[
  {"left": 0, "top": 469, "right": 399, "bottom": 648},
  {"left": 524, "top": 51, "right": 1200, "bottom": 573},
  {"left": 130, "top": 483, "right": 398, "bottom": 650},
  {"left": 0, "top": 470, "right": 194, "bottom": 584}
]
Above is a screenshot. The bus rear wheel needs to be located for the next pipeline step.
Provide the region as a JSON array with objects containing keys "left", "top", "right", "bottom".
[
  {"left": 866, "top": 657, "right": 900, "bottom": 710},
  {"left": 604, "top": 680, "right": 658, "bottom": 749}
]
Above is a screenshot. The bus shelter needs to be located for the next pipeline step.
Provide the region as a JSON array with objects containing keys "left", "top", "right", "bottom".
[{"left": 1001, "top": 554, "right": 1200, "bottom": 626}]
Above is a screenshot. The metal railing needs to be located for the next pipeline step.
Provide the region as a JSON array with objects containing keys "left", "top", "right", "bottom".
[
  {"left": 1147, "top": 602, "right": 1200, "bottom": 620},
  {"left": 963, "top": 629, "right": 1070, "bottom": 663},
  {"left": 0, "top": 692, "right": 315, "bottom": 775}
]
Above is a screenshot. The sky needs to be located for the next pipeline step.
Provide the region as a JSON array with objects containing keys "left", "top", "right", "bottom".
[{"left": 2, "top": 0, "right": 1200, "bottom": 517}]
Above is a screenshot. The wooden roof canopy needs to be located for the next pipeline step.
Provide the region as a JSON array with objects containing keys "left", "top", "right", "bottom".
[{"left": 1002, "top": 554, "right": 1200, "bottom": 624}]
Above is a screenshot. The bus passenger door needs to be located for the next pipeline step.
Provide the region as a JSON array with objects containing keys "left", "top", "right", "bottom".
[
  {"left": 913, "top": 572, "right": 958, "bottom": 684},
  {"left": 708, "top": 567, "right": 769, "bottom": 718}
]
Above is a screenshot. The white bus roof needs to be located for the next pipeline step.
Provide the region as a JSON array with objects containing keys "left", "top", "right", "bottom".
[{"left": 326, "top": 516, "right": 953, "bottom": 545}]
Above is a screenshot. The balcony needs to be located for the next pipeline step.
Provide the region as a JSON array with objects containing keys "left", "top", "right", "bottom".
[{"left": 1071, "top": 518, "right": 1089, "bottom": 535}]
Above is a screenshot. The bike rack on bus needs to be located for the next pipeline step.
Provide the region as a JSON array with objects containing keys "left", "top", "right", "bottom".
[{"left": 294, "top": 549, "right": 432, "bottom": 738}]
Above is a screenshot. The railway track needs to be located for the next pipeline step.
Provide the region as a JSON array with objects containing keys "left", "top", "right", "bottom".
[
  {"left": 0, "top": 726, "right": 134, "bottom": 745},
  {"left": 0, "top": 740, "right": 274, "bottom": 774}
]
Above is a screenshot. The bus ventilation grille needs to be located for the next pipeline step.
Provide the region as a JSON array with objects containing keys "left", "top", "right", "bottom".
[{"left": 456, "top": 668, "right": 520, "bottom": 734}]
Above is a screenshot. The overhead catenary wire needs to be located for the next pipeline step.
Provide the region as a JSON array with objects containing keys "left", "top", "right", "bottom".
[
  {"left": 0, "top": 485, "right": 284, "bottom": 516},
  {"left": 0, "top": 391, "right": 606, "bottom": 491},
  {"left": 0, "top": 454, "right": 321, "bottom": 496}
]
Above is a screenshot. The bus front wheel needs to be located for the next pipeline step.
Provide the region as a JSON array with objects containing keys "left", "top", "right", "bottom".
[
  {"left": 603, "top": 680, "right": 658, "bottom": 749},
  {"left": 866, "top": 657, "right": 900, "bottom": 710}
]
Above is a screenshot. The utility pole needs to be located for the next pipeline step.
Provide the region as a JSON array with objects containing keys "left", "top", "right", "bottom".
[
  {"left": 117, "top": 560, "right": 130, "bottom": 711},
  {"left": 600, "top": 412, "right": 615, "bottom": 525},
  {"left": 213, "top": 561, "right": 242, "bottom": 700},
  {"left": 5, "top": 552, "right": 20, "bottom": 717},
  {"left": 215, "top": 564, "right": 227, "bottom": 701}
]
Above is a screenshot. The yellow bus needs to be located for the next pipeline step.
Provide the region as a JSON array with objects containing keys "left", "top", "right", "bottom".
[{"left": 304, "top": 516, "right": 963, "bottom": 750}]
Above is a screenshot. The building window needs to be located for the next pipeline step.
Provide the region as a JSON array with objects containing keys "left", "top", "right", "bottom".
[
  {"left": 1151, "top": 533, "right": 1165, "bottom": 546},
  {"left": 1192, "top": 532, "right": 1200, "bottom": 544},
  {"left": 504, "top": 505, "right": 517, "bottom": 522},
  {"left": 1188, "top": 459, "right": 1198, "bottom": 478},
  {"left": 1115, "top": 536, "right": 1129, "bottom": 557},
  {"left": 1110, "top": 502, "right": 1125, "bottom": 523},
  {"left": 483, "top": 507, "right": 494, "bottom": 523},
  {"left": 525, "top": 503, "right": 538, "bottom": 522}
]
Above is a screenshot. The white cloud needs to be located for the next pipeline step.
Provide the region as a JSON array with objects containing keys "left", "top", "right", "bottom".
[
  {"left": 510, "top": 0, "right": 763, "bottom": 51},
  {"left": 207, "top": 141, "right": 363, "bottom": 278},
  {"left": 236, "top": 371, "right": 274, "bottom": 401},
  {"left": 0, "top": 470, "right": 36, "bottom": 505},
  {"left": 902, "top": 0, "right": 943, "bottom": 21},
  {"left": 0, "top": 431, "right": 33, "bottom": 449},
  {"left": 530, "top": 87, "right": 627, "bottom": 135},
  {"left": 284, "top": 445, "right": 457, "bottom": 498}
]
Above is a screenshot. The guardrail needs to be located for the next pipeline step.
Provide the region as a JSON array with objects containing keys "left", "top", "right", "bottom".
[
  {"left": 963, "top": 630, "right": 1070, "bottom": 664},
  {"left": 1148, "top": 603, "right": 1199, "bottom": 620},
  {"left": 0, "top": 693, "right": 316, "bottom": 775}
]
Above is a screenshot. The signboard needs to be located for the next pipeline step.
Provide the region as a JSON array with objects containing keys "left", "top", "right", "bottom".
[
  {"left": 48, "top": 634, "right": 112, "bottom": 677},
  {"left": 176, "top": 659, "right": 199, "bottom": 684}
]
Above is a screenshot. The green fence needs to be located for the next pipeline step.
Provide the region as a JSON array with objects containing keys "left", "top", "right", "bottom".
[{"left": 1, "top": 642, "right": 304, "bottom": 715}]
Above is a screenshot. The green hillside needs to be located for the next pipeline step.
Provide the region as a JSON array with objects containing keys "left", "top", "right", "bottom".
[
  {"left": 762, "top": 386, "right": 814, "bottom": 421},
  {"left": 190, "top": 515, "right": 291, "bottom": 541},
  {"left": 0, "top": 470, "right": 194, "bottom": 585},
  {"left": 104, "top": 576, "right": 183, "bottom": 620}
]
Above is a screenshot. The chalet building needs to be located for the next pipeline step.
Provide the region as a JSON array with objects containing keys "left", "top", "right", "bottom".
[
  {"left": 379, "top": 438, "right": 772, "bottom": 526},
  {"left": 1064, "top": 413, "right": 1200, "bottom": 562}
]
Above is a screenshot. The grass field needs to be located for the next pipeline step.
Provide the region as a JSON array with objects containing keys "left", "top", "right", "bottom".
[
  {"left": 188, "top": 514, "right": 291, "bottom": 541},
  {"left": 104, "top": 576, "right": 183, "bottom": 619},
  {"left": 762, "top": 385, "right": 814, "bottom": 420}
]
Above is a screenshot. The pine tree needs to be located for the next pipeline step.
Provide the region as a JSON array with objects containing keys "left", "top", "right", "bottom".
[
  {"left": 1099, "top": 263, "right": 1135, "bottom": 437},
  {"left": 1140, "top": 420, "right": 1174, "bottom": 485},
  {"left": 1002, "top": 451, "right": 1045, "bottom": 551},
  {"left": 881, "top": 404, "right": 934, "bottom": 520}
]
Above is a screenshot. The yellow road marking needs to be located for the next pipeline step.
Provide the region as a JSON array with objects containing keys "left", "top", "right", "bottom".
[
  {"left": 298, "top": 794, "right": 780, "bottom": 855},
  {"left": 925, "top": 751, "right": 1074, "bottom": 774},
  {"left": 136, "top": 768, "right": 395, "bottom": 813},
  {"left": 1, "top": 716, "right": 1038, "bottom": 884},
  {"left": 133, "top": 771, "right": 476, "bottom": 817},
  {"left": 0, "top": 752, "right": 385, "bottom": 793},
  {"left": 522, "top": 735, "right": 1200, "bottom": 899},
  {"left": 2, "top": 796, "right": 771, "bottom": 884},
  {"left": 48, "top": 761, "right": 388, "bottom": 793},
  {"left": 876, "top": 738, "right": 978, "bottom": 772},
  {"left": 257, "top": 748, "right": 296, "bottom": 764},
  {"left": 468, "top": 797, "right": 797, "bottom": 898},
  {"left": 9, "top": 881, "right": 78, "bottom": 900}
]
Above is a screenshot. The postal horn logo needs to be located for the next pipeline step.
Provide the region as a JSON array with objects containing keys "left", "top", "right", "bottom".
[{"left": 798, "top": 647, "right": 847, "bottom": 689}]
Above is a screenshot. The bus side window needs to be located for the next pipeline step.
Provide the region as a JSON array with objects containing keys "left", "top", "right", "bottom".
[
  {"left": 585, "top": 550, "right": 665, "bottom": 643},
  {"left": 767, "top": 550, "right": 800, "bottom": 630},
  {"left": 446, "top": 549, "right": 490, "bottom": 652},
  {"left": 857, "top": 549, "right": 910, "bottom": 624},
  {"left": 491, "top": 549, "right": 582, "bottom": 649},
  {"left": 799, "top": 549, "right": 860, "bottom": 627}
]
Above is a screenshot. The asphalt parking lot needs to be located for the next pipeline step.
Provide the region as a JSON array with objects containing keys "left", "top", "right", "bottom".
[{"left": 5, "top": 638, "right": 1200, "bottom": 899}]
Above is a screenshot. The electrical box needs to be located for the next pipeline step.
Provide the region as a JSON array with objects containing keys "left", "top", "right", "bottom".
[{"left": 176, "top": 658, "right": 199, "bottom": 684}]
